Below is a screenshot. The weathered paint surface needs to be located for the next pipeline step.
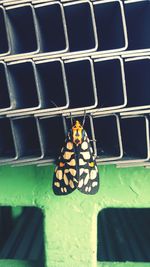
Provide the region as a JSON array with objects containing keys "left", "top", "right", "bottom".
[{"left": 0, "top": 165, "right": 150, "bottom": 267}]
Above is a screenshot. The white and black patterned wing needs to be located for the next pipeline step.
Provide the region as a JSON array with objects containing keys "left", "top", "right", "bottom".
[
  {"left": 77, "top": 131, "right": 99, "bottom": 195},
  {"left": 53, "top": 132, "right": 78, "bottom": 195}
]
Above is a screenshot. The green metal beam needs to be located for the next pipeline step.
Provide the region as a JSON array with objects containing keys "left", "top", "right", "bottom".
[
  {"left": 0, "top": 164, "right": 150, "bottom": 267},
  {"left": 0, "top": 260, "right": 37, "bottom": 267},
  {"left": 99, "top": 263, "right": 150, "bottom": 267}
]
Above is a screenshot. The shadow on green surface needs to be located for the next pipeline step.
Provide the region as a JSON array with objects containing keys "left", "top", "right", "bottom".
[
  {"left": 98, "top": 208, "right": 150, "bottom": 263},
  {"left": 0, "top": 207, "right": 45, "bottom": 267}
]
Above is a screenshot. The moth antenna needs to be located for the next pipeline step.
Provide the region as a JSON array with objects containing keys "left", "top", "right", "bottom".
[
  {"left": 50, "top": 100, "right": 58, "bottom": 108},
  {"left": 89, "top": 139, "right": 97, "bottom": 143},
  {"left": 82, "top": 110, "right": 86, "bottom": 127}
]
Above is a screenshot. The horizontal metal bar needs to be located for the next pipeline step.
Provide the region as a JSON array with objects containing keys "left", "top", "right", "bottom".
[
  {"left": 32, "top": 0, "right": 55, "bottom": 4},
  {"left": 120, "top": 109, "right": 150, "bottom": 117},
  {"left": 2, "top": 0, "right": 31, "bottom": 6}
]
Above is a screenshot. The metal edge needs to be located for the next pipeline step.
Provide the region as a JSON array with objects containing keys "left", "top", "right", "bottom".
[
  {"left": 93, "top": 56, "right": 127, "bottom": 112},
  {"left": 123, "top": 0, "right": 150, "bottom": 55},
  {"left": 0, "top": 5, "right": 11, "bottom": 57},
  {"left": 92, "top": 113, "right": 123, "bottom": 161},
  {"left": 34, "top": 57, "right": 70, "bottom": 112},
  {"left": 0, "top": 60, "right": 13, "bottom": 112},
  {"left": 4, "top": 59, "right": 42, "bottom": 115},
  {"left": 63, "top": 0, "right": 99, "bottom": 54},
  {"left": 5, "top": 3, "right": 40, "bottom": 56},
  {"left": 10, "top": 115, "right": 43, "bottom": 162},
  {"left": 64, "top": 56, "right": 98, "bottom": 111},
  {"left": 116, "top": 115, "right": 150, "bottom": 164},
  {"left": 119, "top": 56, "right": 150, "bottom": 113},
  {"left": 93, "top": 0, "right": 128, "bottom": 53},
  {"left": 33, "top": 1, "right": 69, "bottom": 55}
]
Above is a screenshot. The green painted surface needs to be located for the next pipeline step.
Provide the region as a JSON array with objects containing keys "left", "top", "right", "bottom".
[
  {"left": 0, "top": 165, "right": 150, "bottom": 267},
  {"left": 99, "top": 263, "right": 150, "bottom": 267},
  {"left": 11, "top": 207, "right": 23, "bottom": 219},
  {"left": 0, "top": 260, "right": 37, "bottom": 267}
]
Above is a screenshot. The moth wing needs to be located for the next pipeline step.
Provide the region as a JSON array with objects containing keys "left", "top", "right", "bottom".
[
  {"left": 53, "top": 132, "right": 78, "bottom": 195},
  {"left": 77, "top": 131, "right": 99, "bottom": 195}
]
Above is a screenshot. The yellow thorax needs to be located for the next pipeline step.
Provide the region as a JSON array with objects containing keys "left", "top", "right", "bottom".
[{"left": 72, "top": 120, "right": 83, "bottom": 146}]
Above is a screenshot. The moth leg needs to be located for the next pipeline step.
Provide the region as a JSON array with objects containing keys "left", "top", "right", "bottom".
[
  {"left": 82, "top": 110, "right": 86, "bottom": 127},
  {"left": 70, "top": 112, "right": 73, "bottom": 127}
]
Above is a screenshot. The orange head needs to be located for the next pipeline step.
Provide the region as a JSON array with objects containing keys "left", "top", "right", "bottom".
[{"left": 72, "top": 120, "right": 83, "bottom": 146}]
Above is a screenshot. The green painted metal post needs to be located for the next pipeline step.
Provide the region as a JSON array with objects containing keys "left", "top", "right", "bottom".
[{"left": 0, "top": 165, "right": 150, "bottom": 267}]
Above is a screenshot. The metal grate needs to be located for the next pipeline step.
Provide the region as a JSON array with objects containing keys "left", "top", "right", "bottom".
[
  {"left": 0, "top": 117, "right": 16, "bottom": 163},
  {"left": 10, "top": 116, "right": 42, "bottom": 163},
  {"left": 64, "top": 58, "right": 97, "bottom": 111},
  {"left": 34, "top": 2, "right": 68, "bottom": 55},
  {"left": 0, "top": 61, "right": 11, "bottom": 112},
  {"left": 0, "top": 1, "right": 126, "bottom": 57},
  {"left": 63, "top": 0, "right": 98, "bottom": 54},
  {"left": 93, "top": 0, "right": 127, "bottom": 53},
  {"left": 124, "top": 0, "right": 150, "bottom": 54},
  {"left": 93, "top": 56, "right": 127, "bottom": 112},
  {"left": 0, "top": 0, "right": 149, "bottom": 167},
  {"left": 0, "top": 6, "right": 10, "bottom": 56},
  {"left": 6, "top": 4, "right": 39, "bottom": 56},
  {"left": 6, "top": 60, "right": 40, "bottom": 114},
  {"left": 91, "top": 114, "right": 123, "bottom": 162}
]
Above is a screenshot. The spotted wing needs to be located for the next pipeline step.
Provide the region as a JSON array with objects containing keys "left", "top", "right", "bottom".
[
  {"left": 53, "top": 132, "right": 78, "bottom": 195},
  {"left": 77, "top": 131, "right": 99, "bottom": 195}
]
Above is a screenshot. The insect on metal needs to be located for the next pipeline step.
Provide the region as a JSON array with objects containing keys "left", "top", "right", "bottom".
[{"left": 53, "top": 117, "right": 99, "bottom": 195}]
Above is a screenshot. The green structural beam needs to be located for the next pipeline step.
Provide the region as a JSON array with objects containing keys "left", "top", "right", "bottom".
[
  {"left": 99, "top": 263, "right": 150, "bottom": 267},
  {"left": 0, "top": 260, "right": 37, "bottom": 267},
  {"left": 0, "top": 165, "right": 150, "bottom": 267}
]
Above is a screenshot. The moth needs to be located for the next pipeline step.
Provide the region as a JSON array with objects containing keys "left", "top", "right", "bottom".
[{"left": 53, "top": 120, "right": 99, "bottom": 195}]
